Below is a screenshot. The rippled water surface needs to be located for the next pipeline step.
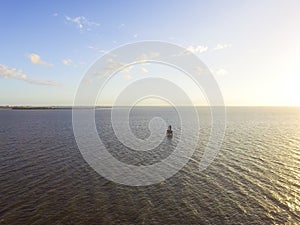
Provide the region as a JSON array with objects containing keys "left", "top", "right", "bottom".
[{"left": 0, "top": 107, "right": 299, "bottom": 224}]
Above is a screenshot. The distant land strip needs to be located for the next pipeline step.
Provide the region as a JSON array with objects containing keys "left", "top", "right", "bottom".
[{"left": 0, "top": 106, "right": 112, "bottom": 110}]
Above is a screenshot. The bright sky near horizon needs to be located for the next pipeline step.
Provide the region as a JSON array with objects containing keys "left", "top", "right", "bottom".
[{"left": 0, "top": 0, "right": 300, "bottom": 106}]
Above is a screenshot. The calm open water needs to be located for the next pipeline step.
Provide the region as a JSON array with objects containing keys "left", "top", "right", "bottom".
[{"left": 0, "top": 107, "right": 299, "bottom": 224}]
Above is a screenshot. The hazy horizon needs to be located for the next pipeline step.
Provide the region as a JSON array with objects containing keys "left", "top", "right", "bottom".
[{"left": 2, "top": 104, "right": 300, "bottom": 108}]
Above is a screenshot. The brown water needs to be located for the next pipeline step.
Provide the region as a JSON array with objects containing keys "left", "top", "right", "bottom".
[{"left": 0, "top": 107, "right": 299, "bottom": 224}]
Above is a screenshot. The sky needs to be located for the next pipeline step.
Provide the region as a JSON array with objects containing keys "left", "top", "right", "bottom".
[{"left": 0, "top": 0, "right": 300, "bottom": 106}]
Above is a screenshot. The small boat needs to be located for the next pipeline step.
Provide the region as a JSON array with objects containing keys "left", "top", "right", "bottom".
[{"left": 166, "top": 125, "right": 173, "bottom": 138}]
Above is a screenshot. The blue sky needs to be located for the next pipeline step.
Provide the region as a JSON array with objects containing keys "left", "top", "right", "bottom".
[{"left": 0, "top": 0, "right": 299, "bottom": 106}]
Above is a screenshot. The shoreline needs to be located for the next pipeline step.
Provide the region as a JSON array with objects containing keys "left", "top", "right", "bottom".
[
  {"left": 0, "top": 106, "right": 112, "bottom": 110},
  {"left": 0, "top": 106, "right": 299, "bottom": 110}
]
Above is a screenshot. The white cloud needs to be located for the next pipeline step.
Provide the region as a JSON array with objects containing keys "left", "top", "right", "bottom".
[
  {"left": 88, "top": 45, "right": 105, "bottom": 53},
  {"left": 105, "top": 58, "right": 126, "bottom": 71},
  {"left": 28, "top": 53, "right": 52, "bottom": 66},
  {"left": 133, "top": 34, "right": 138, "bottom": 38},
  {"left": 87, "top": 46, "right": 118, "bottom": 57},
  {"left": 186, "top": 45, "right": 208, "bottom": 53},
  {"left": 25, "top": 77, "right": 61, "bottom": 86},
  {"left": 120, "top": 66, "right": 133, "bottom": 73},
  {"left": 65, "top": 15, "right": 100, "bottom": 31},
  {"left": 118, "top": 23, "right": 125, "bottom": 29},
  {"left": 87, "top": 59, "right": 151, "bottom": 83},
  {"left": 0, "top": 64, "right": 27, "bottom": 80},
  {"left": 173, "top": 45, "right": 208, "bottom": 57},
  {"left": 88, "top": 45, "right": 98, "bottom": 51},
  {"left": 99, "top": 49, "right": 108, "bottom": 54},
  {"left": 53, "top": 12, "right": 59, "bottom": 17},
  {"left": 136, "top": 52, "right": 160, "bottom": 62},
  {"left": 89, "top": 58, "right": 127, "bottom": 80},
  {"left": 213, "top": 44, "right": 231, "bottom": 51},
  {"left": 62, "top": 59, "right": 72, "bottom": 66},
  {"left": 0, "top": 64, "right": 60, "bottom": 86}
]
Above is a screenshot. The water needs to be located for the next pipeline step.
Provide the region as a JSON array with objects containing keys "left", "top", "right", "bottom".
[{"left": 0, "top": 107, "right": 299, "bottom": 224}]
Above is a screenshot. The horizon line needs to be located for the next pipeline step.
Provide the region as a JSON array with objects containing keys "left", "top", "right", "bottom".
[{"left": 1, "top": 105, "right": 300, "bottom": 108}]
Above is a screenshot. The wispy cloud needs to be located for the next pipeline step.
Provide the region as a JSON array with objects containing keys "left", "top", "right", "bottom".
[
  {"left": 86, "top": 57, "right": 151, "bottom": 83},
  {"left": 0, "top": 64, "right": 60, "bottom": 86},
  {"left": 136, "top": 52, "right": 160, "bottom": 62},
  {"left": 25, "top": 77, "right": 61, "bottom": 86},
  {"left": 173, "top": 45, "right": 208, "bottom": 57},
  {"left": 105, "top": 58, "right": 127, "bottom": 71},
  {"left": 213, "top": 44, "right": 231, "bottom": 51},
  {"left": 65, "top": 15, "right": 100, "bottom": 31},
  {"left": 87, "top": 46, "right": 113, "bottom": 56},
  {"left": 118, "top": 23, "right": 125, "bottom": 29},
  {"left": 99, "top": 49, "right": 109, "bottom": 54},
  {"left": 87, "top": 58, "right": 126, "bottom": 80},
  {"left": 62, "top": 59, "right": 72, "bottom": 66},
  {"left": 88, "top": 45, "right": 103, "bottom": 53},
  {"left": 88, "top": 45, "right": 98, "bottom": 50},
  {"left": 28, "top": 53, "right": 53, "bottom": 66},
  {"left": 0, "top": 64, "right": 26, "bottom": 80},
  {"left": 186, "top": 45, "right": 208, "bottom": 53},
  {"left": 120, "top": 66, "right": 133, "bottom": 73}
]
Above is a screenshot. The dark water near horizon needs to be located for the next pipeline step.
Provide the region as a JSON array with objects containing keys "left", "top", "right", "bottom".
[{"left": 0, "top": 107, "right": 299, "bottom": 224}]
